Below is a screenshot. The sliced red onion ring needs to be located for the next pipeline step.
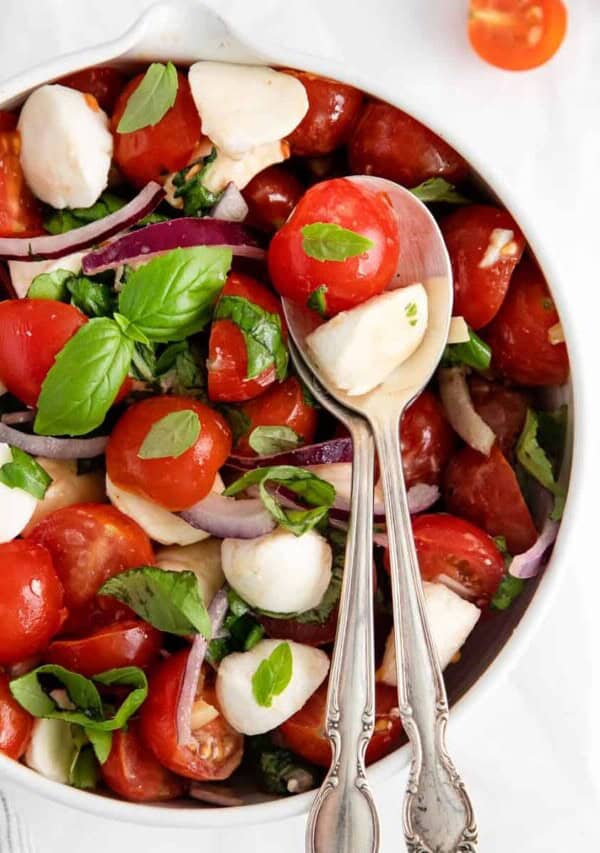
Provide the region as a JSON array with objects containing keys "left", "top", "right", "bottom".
[
  {"left": 227, "top": 437, "right": 353, "bottom": 472},
  {"left": 436, "top": 573, "right": 478, "bottom": 601},
  {"left": 439, "top": 366, "right": 495, "bottom": 456},
  {"left": 0, "top": 422, "right": 107, "bottom": 458},
  {"left": 210, "top": 183, "right": 248, "bottom": 222},
  {"left": 82, "top": 217, "right": 265, "bottom": 275},
  {"left": 0, "top": 182, "right": 165, "bottom": 261},
  {"left": 1, "top": 410, "right": 35, "bottom": 426},
  {"left": 189, "top": 783, "right": 245, "bottom": 807},
  {"left": 178, "top": 491, "right": 275, "bottom": 539},
  {"left": 509, "top": 517, "right": 559, "bottom": 579}
]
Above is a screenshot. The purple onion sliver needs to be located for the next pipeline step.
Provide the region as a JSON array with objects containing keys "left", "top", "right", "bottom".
[
  {"left": 189, "top": 784, "right": 245, "bottom": 807},
  {"left": 1, "top": 410, "right": 36, "bottom": 426},
  {"left": 509, "top": 517, "right": 559, "bottom": 579},
  {"left": 178, "top": 491, "right": 275, "bottom": 539},
  {"left": 0, "top": 422, "right": 108, "bottom": 458},
  {"left": 227, "top": 437, "right": 353, "bottom": 472}
]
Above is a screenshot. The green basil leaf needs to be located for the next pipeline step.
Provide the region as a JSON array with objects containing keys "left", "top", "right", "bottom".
[
  {"left": 249, "top": 737, "right": 317, "bottom": 795},
  {"left": 491, "top": 574, "right": 524, "bottom": 611},
  {"left": 155, "top": 341, "right": 206, "bottom": 397},
  {"left": 219, "top": 406, "right": 251, "bottom": 445},
  {"left": 214, "top": 295, "right": 288, "bottom": 381},
  {"left": 27, "top": 268, "right": 72, "bottom": 300},
  {"left": 306, "top": 285, "right": 327, "bottom": 316},
  {"left": 117, "top": 62, "right": 178, "bottom": 134},
  {"left": 0, "top": 446, "right": 52, "bottom": 499},
  {"left": 252, "top": 642, "right": 293, "bottom": 707},
  {"left": 85, "top": 728, "right": 112, "bottom": 764},
  {"left": 516, "top": 408, "right": 566, "bottom": 520},
  {"left": 409, "top": 178, "right": 470, "bottom": 205},
  {"left": 405, "top": 301, "right": 419, "bottom": 327},
  {"left": 113, "top": 312, "right": 151, "bottom": 345},
  {"left": 67, "top": 277, "right": 115, "bottom": 318},
  {"left": 34, "top": 319, "right": 134, "bottom": 436},
  {"left": 44, "top": 192, "right": 125, "bottom": 235},
  {"left": 301, "top": 222, "right": 374, "bottom": 262},
  {"left": 138, "top": 409, "right": 200, "bottom": 459},
  {"left": 442, "top": 327, "right": 492, "bottom": 371},
  {"left": 129, "top": 342, "right": 157, "bottom": 382},
  {"left": 69, "top": 743, "right": 99, "bottom": 789},
  {"left": 172, "top": 147, "right": 222, "bottom": 216},
  {"left": 119, "top": 247, "right": 231, "bottom": 342},
  {"left": 248, "top": 426, "right": 302, "bottom": 456},
  {"left": 99, "top": 567, "right": 211, "bottom": 638}
]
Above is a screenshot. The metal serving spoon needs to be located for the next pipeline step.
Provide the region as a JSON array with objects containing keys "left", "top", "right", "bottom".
[{"left": 284, "top": 176, "right": 478, "bottom": 853}]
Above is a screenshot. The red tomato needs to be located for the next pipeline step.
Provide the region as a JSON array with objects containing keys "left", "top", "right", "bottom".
[
  {"left": 401, "top": 390, "right": 455, "bottom": 488},
  {"left": 258, "top": 608, "right": 338, "bottom": 647},
  {"left": 234, "top": 377, "right": 318, "bottom": 456},
  {"left": 112, "top": 72, "right": 201, "bottom": 187},
  {"left": 440, "top": 205, "right": 525, "bottom": 329},
  {"left": 280, "top": 681, "right": 402, "bottom": 767},
  {"left": 242, "top": 165, "right": 304, "bottom": 231},
  {"left": 483, "top": 258, "right": 568, "bottom": 386},
  {"left": 349, "top": 101, "right": 469, "bottom": 188},
  {"left": 46, "top": 620, "right": 163, "bottom": 677},
  {"left": 468, "top": 0, "right": 567, "bottom": 71},
  {"left": 444, "top": 444, "right": 537, "bottom": 554},
  {"left": 27, "top": 503, "right": 154, "bottom": 611},
  {"left": 0, "top": 672, "right": 33, "bottom": 759},
  {"left": 0, "top": 131, "right": 43, "bottom": 237},
  {"left": 0, "top": 541, "right": 65, "bottom": 665},
  {"left": 140, "top": 651, "right": 243, "bottom": 782},
  {"left": 0, "top": 111, "right": 18, "bottom": 131},
  {"left": 468, "top": 376, "right": 528, "bottom": 456},
  {"left": 268, "top": 178, "right": 400, "bottom": 316},
  {"left": 58, "top": 67, "right": 128, "bottom": 113},
  {"left": 106, "top": 396, "right": 231, "bottom": 511},
  {"left": 284, "top": 70, "right": 364, "bottom": 156},
  {"left": 208, "top": 273, "right": 287, "bottom": 403}
]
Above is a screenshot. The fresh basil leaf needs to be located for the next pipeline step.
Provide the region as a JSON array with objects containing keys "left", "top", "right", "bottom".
[
  {"left": 409, "top": 178, "right": 470, "bottom": 205},
  {"left": 249, "top": 737, "right": 317, "bottom": 795},
  {"left": 442, "top": 327, "right": 491, "bottom": 371},
  {"left": 113, "top": 312, "right": 150, "bottom": 345},
  {"left": 301, "top": 222, "right": 374, "bottom": 262},
  {"left": 214, "top": 295, "right": 288, "bottom": 381},
  {"left": 34, "top": 319, "right": 134, "bottom": 436},
  {"left": 100, "top": 567, "right": 211, "bottom": 638},
  {"left": 172, "top": 147, "right": 222, "bottom": 216},
  {"left": 306, "top": 285, "right": 328, "bottom": 316},
  {"left": 516, "top": 408, "right": 566, "bottom": 520},
  {"left": 156, "top": 341, "right": 206, "bottom": 397},
  {"left": 129, "top": 342, "right": 157, "bottom": 382},
  {"left": 67, "top": 276, "right": 115, "bottom": 318},
  {"left": 405, "top": 301, "right": 418, "bottom": 327},
  {"left": 491, "top": 574, "right": 524, "bottom": 611},
  {"left": 119, "top": 247, "right": 231, "bottom": 342},
  {"left": 27, "top": 268, "right": 72, "bottom": 300},
  {"left": 0, "top": 447, "right": 52, "bottom": 499},
  {"left": 252, "top": 642, "right": 293, "bottom": 707},
  {"left": 138, "top": 409, "right": 200, "bottom": 459},
  {"left": 44, "top": 192, "right": 125, "bottom": 235},
  {"left": 536, "top": 406, "right": 567, "bottom": 468},
  {"left": 85, "top": 728, "right": 112, "bottom": 765},
  {"left": 117, "top": 62, "right": 178, "bottom": 134},
  {"left": 219, "top": 406, "right": 251, "bottom": 445},
  {"left": 208, "top": 590, "right": 265, "bottom": 663},
  {"left": 249, "top": 426, "right": 302, "bottom": 456},
  {"left": 70, "top": 742, "right": 99, "bottom": 789}
]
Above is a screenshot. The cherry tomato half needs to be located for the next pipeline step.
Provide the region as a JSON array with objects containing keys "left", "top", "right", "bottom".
[
  {"left": 0, "top": 672, "right": 33, "bottom": 759},
  {"left": 208, "top": 273, "right": 287, "bottom": 403},
  {"left": 468, "top": 376, "right": 528, "bottom": 456},
  {"left": 441, "top": 205, "right": 525, "bottom": 329},
  {"left": 0, "top": 131, "right": 43, "bottom": 238},
  {"left": 242, "top": 165, "right": 304, "bottom": 232},
  {"left": 27, "top": 503, "right": 154, "bottom": 611},
  {"left": 268, "top": 178, "right": 400, "bottom": 316},
  {"left": 112, "top": 72, "right": 201, "bottom": 187},
  {"left": 46, "top": 620, "right": 163, "bottom": 677},
  {"left": 106, "top": 396, "right": 232, "bottom": 511},
  {"left": 444, "top": 444, "right": 537, "bottom": 554},
  {"left": 140, "top": 651, "right": 243, "bottom": 781},
  {"left": 348, "top": 101, "right": 469, "bottom": 188},
  {"left": 58, "top": 66, "right": 128, "bottom": 113},
  {"left": 401, "top": 390, "right": 455, "bottom": 489},
  {"left": 0, "top": 541, "right": 65, "bottom": 665},
  {"left": 468, "top": 0, "right": 567, "bottom": 71}
]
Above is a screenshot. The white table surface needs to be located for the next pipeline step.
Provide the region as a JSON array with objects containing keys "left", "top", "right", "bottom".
[{"left": 1, "top": 1, "right": 600, "bottom": 850}]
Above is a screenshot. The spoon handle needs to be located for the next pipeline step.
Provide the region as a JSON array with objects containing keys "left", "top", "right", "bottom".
[{"left": 372, "top": 415, "right": 478, "bottom": 853}]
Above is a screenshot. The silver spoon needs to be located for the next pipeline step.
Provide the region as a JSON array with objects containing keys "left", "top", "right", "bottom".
[{"left": 284, "top": 176, "right": 478, "bottom": 853}]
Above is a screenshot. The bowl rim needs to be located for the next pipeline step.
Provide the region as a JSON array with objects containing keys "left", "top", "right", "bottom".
[{"left": 0, "top": 0, "right": 583, "bottom": 829}]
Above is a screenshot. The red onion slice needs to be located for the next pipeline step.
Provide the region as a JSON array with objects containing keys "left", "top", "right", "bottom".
[
  {"left": 227, "top": 437, "right": 353, "bottom": 472},
  {"left": 0, "top": 422, "right": 107, "bottom": 458},
  {"left": 178, "top": 491, "right": 275, "bottom": 539},
  {"left": 438, "top": 366, "right": 495, "bottom": 456},
  {"left": 1, "top": 410, "right": 35, "bottom": 426},
  {"left": 82, "top": 217, "right": 265, "bottom": 275},
  {"left": 0, "top": 182, "right": 165, "bottom": 261},
  {"left": 509, "top": 516, "right": 559, "bottom": 579},
  {"left": 210, "top": 183, "right": 248, "bottom": 222},
  {"left": 189, "top": 783, "right": 245, "bottom": 807}
]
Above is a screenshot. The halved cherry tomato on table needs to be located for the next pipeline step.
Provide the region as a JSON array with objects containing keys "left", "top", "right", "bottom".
[
  {"left": 348, "top": 101, "right": 469, "bottom": 188},
  {"left": 0, "top": 672, "right": 33, "bottom": 759},
  {"left": 140, "top": 650, "right": 243, "bottom": 781},
  {"left": 468, "top": 376, "right": 528, "bottom": 456},
  {"left": 280, "top": 681, "right": 402, "bottom": 767},
  {"left": 59, "top": 66, "right": 128, "bottom": 113},
  {"left": 440, "top": 205, "right": 525, "bottom": 329},
  {"left": 444, "top": 444, "right": 537, "bottom": 554},
  {"left": 208, "top": 273, "right": 287, "bottom": 403},
  {"left": 27, "top": 503, "right": 154, "bottom": 611},
  {"left": 401, "top": 390, "right": 455, "bottom": 489},
  {"left": 468, "top": 0, "right": 568, "bottom": 71},
  {"left": 0, "top": 541, "right": 66, "bottom": 665},
  {"left": 242, "top": 165, "right": 304, "bottom": 232},
  {"left": 268, "top": 178, "right": 400, "bottom": 316},
  {"left": 284, "top": 70, "right": 364, "bottom": 156},
  {"left": 0, "top": 131, "right": 43, "bottom": 238},
  {"left": 46, "top": 620, "right": 163, "bottom": 677},
  {"left": 112, "top": 72, "right": 201, "bottom": 187},
  {"left": 106, "top": 396, "right": 231, "bottom": 511}
]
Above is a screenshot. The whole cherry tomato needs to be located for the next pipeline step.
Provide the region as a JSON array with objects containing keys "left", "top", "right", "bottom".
[
  {"left": 233, "top": 377, "right": 318, "bottom": 456},
  {"left": 106, "top": 396, "right": 231, "bottom": 511},
  {"left": 140, "top": 651, "right": 243, "bottom": 781},
  {"left": 46, "top": 620, "right": 163, "bottom": 677},
  {"left": 444, "top": 444, "right": 537, "bottom": 554},
  {"left": 468, "top": 0, "right": 568, "bottom": 71},
  {"left": 58, "top": 66, "right": 128, "bottom": 113},
  {"left": 101, "top": 720, "right": 186, "bottom": 802},
  {"left": 242, "top": 165, "right": 304, "bottom": 231},
  {"left": 27, "top": 503, "right": 154, "bottom": 611},
  {"left": 112, "top": 72, "right": 201, "bottom": 187},
  {"left": 483, "top": 258, "right": 569, "bottom": 386},
  {"left": 401, "top": 390, "right": 455, "bottom": 488},
  {"left": 468, "top": 376, "right": 528, "bottom": 456},
  {"left": 207, "top": 273, "right": 287, "bottom": 403},
  {"left": 268, "top": 178, "right": 400, "bottom": 316},
  {"left": 0, "top": 672, "right": 33, "bottom": 759},
  {"left": 441, "top": 205, "right": 525, "bottom": 329},
  {"left": 284, "top": 70, "right": 364, "bottom": 156},
  {"left": 0, "top": 131, "right": 43, "bottom": 237},
  {"left": 0, "top": 541, "right": 65, "bottom": 665},
  {"left": 348, "top": 101, "right": 469, "bottom": 188}
]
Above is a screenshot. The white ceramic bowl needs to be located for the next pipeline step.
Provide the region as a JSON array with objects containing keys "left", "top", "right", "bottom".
[{"left": 0, "top": 0, "right": 581, "bottom": 829}]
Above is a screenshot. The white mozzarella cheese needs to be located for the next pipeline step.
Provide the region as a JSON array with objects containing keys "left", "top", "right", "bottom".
[
  {"left": 22, "top": 458, "right": 104, "bottom": 536},
  {"left": 154, "top": 538, "right": 225, "bottom": 606},
  {"left": 202, "top": 140, "right": 288, "bottom": 193},
  {"left": 221, "top": 526, "right": 332, "bottom": 614},
  {"left": 18, "top": 84, "right": 113, "bottom": 209},
  {"left": 447, "top": 315, "right": 470, "bottom": 344},
  {"left": 8, "top": 251, "right": 85, "bottom": 299},
  {"left": 216, "top": 639, "right": 329, "bottom": 735},
  {"left": 188, "top": 62, "right": 308, "bottom": 159},
  {"left": 307, "top": 284, "right": 428, "bottom": 396},
  {"left": 0, "top": 443, "right": 38, "bottom": 542},
  {"left": 24, "top": 718, "right": 75, "bottom": 784},
  {"left": 377, "top": 582, "right": 481, "bottom": 685}
]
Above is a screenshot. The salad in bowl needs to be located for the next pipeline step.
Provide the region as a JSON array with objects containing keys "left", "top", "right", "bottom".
[{"left": 0, "top": 56, "right": 570, "bottom": 808}]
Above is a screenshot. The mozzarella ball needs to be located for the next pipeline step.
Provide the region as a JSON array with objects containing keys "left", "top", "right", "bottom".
[
  {"left": 8, "top": 251, "right": 85, "bottom": 299},
  {"left": 0, "top": 443, "right": 38, "bottom": 542},
  {"left": 154, "top": 538, "right": 225, "bottom": 606},
  {"left": 25, "top": 718, "right": 74, "bottom": 784}
]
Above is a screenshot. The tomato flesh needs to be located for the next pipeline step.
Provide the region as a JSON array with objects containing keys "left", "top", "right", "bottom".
[
  {"left": 468, "top": 376, "right": 528, "bottom": 456},
  {"left": 234, "top": 377, "right": 318, "bottom": 456},
  {"left": 58, "top": 67, "right": 128, "bottom": 113},
  {"left": 401, "top": 390, "right": 455, "bottom": 489},
  {"left": 0, "top": 131, "right": 43, "bottom": 238},
  {"left": 46, "top": 620, "right": 163, "bottom": 677},
  {"left": 243, "top": 165, "right": 304, "bottom": 232},
  {"left": 0, "top": 672, "right": 33, "bottom": 759}
]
